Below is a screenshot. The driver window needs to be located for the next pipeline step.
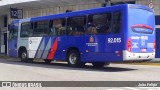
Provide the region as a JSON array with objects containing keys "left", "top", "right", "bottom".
[{"left": 9, "top": 26, "right": 18, "bottom": 39}]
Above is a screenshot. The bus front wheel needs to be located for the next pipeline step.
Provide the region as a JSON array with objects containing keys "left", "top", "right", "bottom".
[
  {"left": 20, "top": 50, "right": 33, "bottom": 63},
  {"left": 92, "top": 62, "right": 106, "bottom": 68},
  {"left": 67, "top": 50, "right": 84, "bottom": 67}
]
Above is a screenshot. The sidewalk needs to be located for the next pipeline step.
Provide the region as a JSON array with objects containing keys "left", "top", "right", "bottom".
[
  {"left": 152, "top": 58, "right": 160, "bottom": 62},
  {"left": 0, "top": 54, "right": 18, "bottom": 60},
  {"left": 0, "top": 54, "right": 9, "bottom": 58}
]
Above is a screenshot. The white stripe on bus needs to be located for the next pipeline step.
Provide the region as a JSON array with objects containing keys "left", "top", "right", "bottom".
[
  {"left": 36, "top": 38, "right": 45, "bottom": 58},
  {"left": 42, "top": 38, "right": 51, "bottom": 59}
]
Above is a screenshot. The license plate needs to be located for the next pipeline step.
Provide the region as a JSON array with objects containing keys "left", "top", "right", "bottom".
[{"left": 141, "top": 48, "right": 146, "bottom": 52}]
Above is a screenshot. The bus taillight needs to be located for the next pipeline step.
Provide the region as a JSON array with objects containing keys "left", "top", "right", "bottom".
[
  {"left": 154, "top": 39, "right": 156, "bottom": 51},
  {"left": 127, "top": 38, "right": 132, "bottom": 52}
]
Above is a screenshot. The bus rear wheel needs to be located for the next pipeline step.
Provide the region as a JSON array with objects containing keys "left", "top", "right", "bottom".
[
  {"left": 67, "top": 50, "right": 84, "bottom": 67},
  {"left": 92, "top": 62, "right": 106, "bottom": 68}
]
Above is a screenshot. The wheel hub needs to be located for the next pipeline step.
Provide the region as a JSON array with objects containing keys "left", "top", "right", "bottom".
[
  {"left": 69, "top": 53, "right": 77, "bottom": 65},
  {"left": 22, "top": 52, "right": 27, "bottom": 59}
]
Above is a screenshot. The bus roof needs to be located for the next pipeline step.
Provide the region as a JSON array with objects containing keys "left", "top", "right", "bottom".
[
  {"left": 11, "top": 4, "right": 153, "bottom": 24},
  {"left": 10, "top": 19, "right": 19, "bottom": 24}
]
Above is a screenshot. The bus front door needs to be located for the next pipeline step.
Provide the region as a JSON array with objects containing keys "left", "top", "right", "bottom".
[{"left": 8, "top": 25, "right": 18, "bottom": 57}]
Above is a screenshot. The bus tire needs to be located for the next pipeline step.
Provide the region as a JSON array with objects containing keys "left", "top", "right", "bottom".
[
  {"left": 20, "top": 49, "right": 33, "bottom": 63},
  {"left": 92, "top": 62, "right": 106, "bottom": 68},
  {"left": 44, "top": 59, "right": 52, "bottom": 64},
  {"left": 67, "top": 50, "right": 84, "bottom": 67}
]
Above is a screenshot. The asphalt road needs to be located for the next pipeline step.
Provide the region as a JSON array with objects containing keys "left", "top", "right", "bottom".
[{"left": 0, "top": 58, "right": 160, "bottom": 90}]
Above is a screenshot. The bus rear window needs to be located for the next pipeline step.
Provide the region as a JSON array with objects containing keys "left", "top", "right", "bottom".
[{"left": 131, "top": 24, "right": 154, "bottom": 34}]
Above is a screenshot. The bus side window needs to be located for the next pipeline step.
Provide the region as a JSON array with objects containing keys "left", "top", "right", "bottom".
[
  {"left": 112, "top": 11, "right": 121, "bottom": 34},
  {"left": 87, "top": 13, "right": 112, "bottom": 34},
  {"left": 87, "top": 15, "right": 97, "bottom": 34},
  {"left": 50, "top": 19, "right": 66, "bottom": 36},
  {"left": 67, "top": 16, "right": 86, "bottom": 35},
  {"left": 33, "top": 20, "right": 49, "bottom": 37},
  {"left": 21, "top": 22, "right": 33, "bottom": 37}
]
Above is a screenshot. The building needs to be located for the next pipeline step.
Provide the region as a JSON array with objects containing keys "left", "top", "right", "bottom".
[{"left": 0, "top": 0, "right": 158, "bottom": 54}]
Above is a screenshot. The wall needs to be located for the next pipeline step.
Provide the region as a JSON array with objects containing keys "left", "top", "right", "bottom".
[
  {"left": 8, "top": 3, "right": 101, "bottom": 23},
  {"left": 7, "top": 0, "right": 159, "bottom": 23},
  {"left": 136, "top": 0, "right": 160, "bottom": 15}
]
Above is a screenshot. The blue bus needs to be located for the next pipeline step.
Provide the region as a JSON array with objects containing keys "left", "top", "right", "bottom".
[{"left": 8, "top": 4, "right": 155, "bottom": 67}]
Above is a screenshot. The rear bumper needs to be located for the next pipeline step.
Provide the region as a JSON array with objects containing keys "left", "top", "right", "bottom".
[{"left": 123, "top": 50, "right": 155, "bottom": 61}]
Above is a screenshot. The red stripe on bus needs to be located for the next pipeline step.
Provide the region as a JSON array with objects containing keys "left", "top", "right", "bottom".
[
  {"left": 131, "top": 24, "right": 154, "bottom": 30},
  {"left": 48, "top": 38, "right": 58, "bottom": 60}
]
